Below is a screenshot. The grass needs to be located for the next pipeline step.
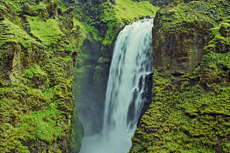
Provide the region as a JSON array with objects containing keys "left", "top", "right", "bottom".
[
  {"left": 26, "top": 16, "right": 65, "bottom": 46},
  {"left": 27, "top": 16, "right": 65, "bottom": 46},
  {"left": 100, "top": 0, "right": 159, "bottom": 46},
  {"left": 114, "top": 0, "right": 158, "bottom": 21},
  {"left": 20, "top": 102, "right": 67, "bottom": 143},
  {"left": 0, "top": 18, "right": 39, "bottom": 48},
  {"left": 72, "top": 0, "right": 159, "bottom": 48}
]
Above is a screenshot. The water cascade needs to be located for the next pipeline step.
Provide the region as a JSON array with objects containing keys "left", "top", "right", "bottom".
[{"left": 79, "top": 19, "right": 153, "bottom": 153}]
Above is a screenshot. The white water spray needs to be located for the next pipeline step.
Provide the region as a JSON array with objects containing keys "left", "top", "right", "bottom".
[{"left": 79, "top": 19, "right": 153, "bottom": 153}]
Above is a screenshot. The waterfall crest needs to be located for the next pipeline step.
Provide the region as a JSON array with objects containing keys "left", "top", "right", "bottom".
[{"left": 79, "top": 19, "right": 153, "bottom": 153}]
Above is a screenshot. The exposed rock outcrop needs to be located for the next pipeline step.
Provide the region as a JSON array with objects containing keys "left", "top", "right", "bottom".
[{"left": 152, "top": 3, "right": 213, "bottom": 74}]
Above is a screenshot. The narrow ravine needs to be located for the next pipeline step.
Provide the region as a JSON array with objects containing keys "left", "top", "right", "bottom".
[{"left": 79, "top": 19, "right": 153, "bottom": 153}]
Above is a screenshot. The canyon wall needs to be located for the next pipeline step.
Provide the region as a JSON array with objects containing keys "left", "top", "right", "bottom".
[
  {"left": 0, "top": 0, "right": 82, "bottom": 152},
  {"left": 130, "top": 0, "right": 230, "bottom": 152},
  {"left": 2, "top": 0, "right": 230, "bottom": 152}
]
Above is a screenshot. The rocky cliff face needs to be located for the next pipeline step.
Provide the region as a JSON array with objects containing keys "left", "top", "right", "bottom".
[
  {"left": 152, "top": 2, "right": 213, "bottom": 74},
  {"left": 130, "top": 1, "right": 230, "bottom": 152},
  {"left": 0, "top": 0, "right": 82, "bottom": 152}
]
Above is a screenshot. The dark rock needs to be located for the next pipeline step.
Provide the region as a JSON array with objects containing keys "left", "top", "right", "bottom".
[
  {"left": 137, "top": 73, "right": 152, "bottom": 127},
  {"left": 150, "top": 0, "right": 169, "bottom": 6},
  {"left": 57, "top": 8, "right": 62, "bottom": 15},
  {"left": 23, "top": 3, "right": 32, "bottom": 15},
  {"left": 35, "top": 0, "right": 40, "bottom": 5},
  {"left": 210, "top": 9, "right": 219, "bottom": 18},
  {"left": 110, "top": 0, "right": 116, "bottom": 5},
  {"left": 134, "top": 0, "right": 169, "bottom": 6},
  {"left": 220, "top": 24, "right": 230, "bottom": 37},
  {"left": 197, "top": 3, "right": 207, "bottom": 12},
  {"left": 98, "top": 57, "right": 111, "bottom": 65},
  {"left": 225, "top": 6, "right": 230, "bottom": 15},
  {"left": 0, "top": 13, "right": 4, "bottom": 20},
  {"left": 184, "top": 0, "right": 193, "bottom": 3},
  {"left": 118, "top": 22, "right": 125, "bottom": 28},
  {"left": 152, "top": 4, "right": 213, "bottom": 74}
]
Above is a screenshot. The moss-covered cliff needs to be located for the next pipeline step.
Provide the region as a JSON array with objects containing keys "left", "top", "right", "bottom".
[
  {"left": 130, "top": 0, "right": 230, "bottom": 152},
  {"left": 0, "top": 0, "right": 82, "bottom": 152},
  {"left": 0, "top": 0, "right": 159, "bottom": 152},
  {"left": 2, "top": 0, "right": 230, "bottom": 152}
]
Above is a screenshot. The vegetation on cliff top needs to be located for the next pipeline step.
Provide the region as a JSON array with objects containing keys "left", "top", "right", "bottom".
[{"left": 72, "top": 0, "right": 159, "bottom": 51}]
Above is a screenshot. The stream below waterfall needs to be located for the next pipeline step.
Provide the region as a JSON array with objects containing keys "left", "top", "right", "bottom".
[{"left": 79, "top": 19, "right": 153, "bottom": 153}]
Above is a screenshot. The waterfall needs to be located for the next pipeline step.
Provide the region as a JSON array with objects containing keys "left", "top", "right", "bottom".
[{"left": 79, "top": 19, "right": 153, "bottom": 153}]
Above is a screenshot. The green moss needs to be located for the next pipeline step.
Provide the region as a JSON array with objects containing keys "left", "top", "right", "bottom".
[
  {"left": 131, "top": 10, "right": 230, "bottom": 149},
  {"left": 101, "top": 0, "right": 159, "bottom": 46},
  {"left": 26, "top": 16, "right": 65, "bottom": 46},
  {"left": 114, "top": 0, "right": 158, "bottom": 21},
  {"left": 20, "top": 102, "right": 67, "bottom": 143},
  {"left": 0, "top": 4, "right": 7, "bottom": 11},
  {"left": 73, "top": 17, "right": 103, "bottom": 42},
  {"left": 58, "top": 0, "right": 67, "bottom": 12},
  {"left": 98, "top": 56, "right": 103, "bottom": 62},
  {"left": 0, "top": 19, "right": 39, "bottom": 48},
  {"left": 131, "top": 70, "right": 230, "bottom": 152},
  {"left": 95, "top": 66, "right": 100, "bottom": 70},
  {"left": 154, "top": 2, "right": 215, "bottom": 35},
  {"left": 0, "top": 0, "right": 81, "bottom": 152},
  {"left": 204, "top": 17, "right": 230, "bottom": 53},
  {"left": 23, "top": 65, "right": 47, "bottom": 79},
  {"left": 62, "top": 56, "right": 72, "bottom": 65},
  {"left": 68, "top": 108, "right": 82, "bottom": 153},
  {"left": 0, "top": 85, "right": 49, "bottom": 152}
]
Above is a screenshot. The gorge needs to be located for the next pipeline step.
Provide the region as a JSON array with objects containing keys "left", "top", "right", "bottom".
[
  {"left": 1, "top": 0, "right": 230, "bottom": 153},
  {"left": 78, "top": 19, "right": 153, "bottom": 153}
]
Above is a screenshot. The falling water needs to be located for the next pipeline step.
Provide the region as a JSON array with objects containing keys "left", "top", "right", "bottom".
[{"left": 79, "top": 19, "right": 153, "bottom": 153}]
